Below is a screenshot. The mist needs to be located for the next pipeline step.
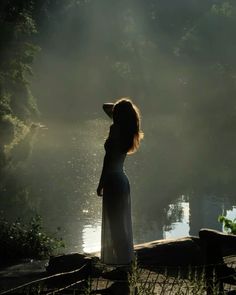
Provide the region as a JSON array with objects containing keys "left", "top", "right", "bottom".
[
  {"left": 1, "top": 0, "right": 236, "bottom": 252},
  {"left": 32, "top": 0, "right": 236, "bottom": 191}
]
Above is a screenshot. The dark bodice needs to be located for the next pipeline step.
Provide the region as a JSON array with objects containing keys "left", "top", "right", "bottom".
[{"left": 103, "top": 124, "right": 126, "bottom": 173}]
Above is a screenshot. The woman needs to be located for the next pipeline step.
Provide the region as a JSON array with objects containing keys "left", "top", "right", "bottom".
[{"left": 97, "top": 98, "right": 143, "bottom": 265}]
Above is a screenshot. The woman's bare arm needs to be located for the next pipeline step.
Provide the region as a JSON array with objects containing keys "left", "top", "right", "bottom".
[
  {"left": 97, "top": 153, "right": 109, "bottom": 196},
  {"left": 97, "top": 124, "right": 119, "bottom": 196}
]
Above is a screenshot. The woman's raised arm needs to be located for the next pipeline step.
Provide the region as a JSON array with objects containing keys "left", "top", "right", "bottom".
[{"left": 103, "top": 103, "right": 114, "bottom": 119}]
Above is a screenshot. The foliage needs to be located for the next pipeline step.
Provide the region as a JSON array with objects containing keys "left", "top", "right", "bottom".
[
  {"left": 211, "top": 2, "right": 233, "bottom": 17},
  {"left": 0, "top": 2, "right": 40, "bottom": 119},
  {"left": 3, "top": 114, "right": 30, "bottom": 155},
  {"left": 0, "top": 1, "right": 40, "bottom": 172},
  {"left": 0, "top": 0, "right": 78, "bottom": 237},
  {"left": 0, "top": 214, "right": 64, "bottom": 263},
  {"left": 218, "top": 215, "right": 236, "bottom": 234}
]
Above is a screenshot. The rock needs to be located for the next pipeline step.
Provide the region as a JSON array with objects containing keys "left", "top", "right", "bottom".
[
  {"left": 199, "top": 229, "right": 236, "bottom": 291},
  {"left": 199, "top": 228, "right": 236, "bottom": 258},
  {"left": 46, "top": 253, "right": 92, "bottom": 289},
  {"left": 91, "top": 281, "right": 131, "bottom": 295},
  {"left": 101, "top": 266, "right": 129, "bottom": 281},
  {"left": 46, "top": 253, "right": 92, "bottom": 275},
  {"left": 0, "top": 260, "right": 47, "bottom": 291},
  {"left": 134, "top": 236, "right": 204, "bottom": 268}
]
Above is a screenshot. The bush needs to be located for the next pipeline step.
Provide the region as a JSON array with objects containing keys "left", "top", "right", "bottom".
[
  {"left": 0, "top": 214, "right": 64, "bottom": 263},
  {"left": 218, "top": 215, "right": 236, "bottom": 235}
]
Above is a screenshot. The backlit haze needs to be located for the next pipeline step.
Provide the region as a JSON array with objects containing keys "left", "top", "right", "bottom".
[{"left": 3, "top": 0, "right": 236, "bottom": 252}]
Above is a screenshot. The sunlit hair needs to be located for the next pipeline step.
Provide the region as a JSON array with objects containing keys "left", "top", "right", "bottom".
[{"left": 112, "top": 98, "right": 144, "bottom": 154}]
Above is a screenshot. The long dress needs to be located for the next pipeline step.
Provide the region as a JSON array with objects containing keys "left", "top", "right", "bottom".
[{"left": 100, "top": 124, "right": 134, "bottom": 265}]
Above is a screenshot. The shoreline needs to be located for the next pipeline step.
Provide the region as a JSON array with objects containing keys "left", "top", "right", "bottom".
[{"left": 1, "top": 229, "right": 236, "bottom": 292}]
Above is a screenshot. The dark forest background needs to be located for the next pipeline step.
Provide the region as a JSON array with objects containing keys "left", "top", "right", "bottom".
[{"left": 1, "top": 0, "right": 236, "bottom": 220}]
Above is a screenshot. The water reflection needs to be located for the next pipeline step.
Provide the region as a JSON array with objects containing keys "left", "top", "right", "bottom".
[
  {"left": 1, "top": 118, "right": 235, "bottom": 253},
  {"left": 227, "top": 207, "right": 236, "bottom": 220},
  {"left": 81, "top": 200, "right": 236, "bottom": 252},
  {"left": 164, "top": 200, "right": 189, "bottom": 239},
  {"left": 82, "top": 223, "right": 101, "bottom": 253},
  {"left": 189, "top": 194, "right": 223, "bottom": 235}
]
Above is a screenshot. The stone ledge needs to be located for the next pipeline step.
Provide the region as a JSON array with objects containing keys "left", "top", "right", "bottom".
[{"left": 134, "top": 236, "right": 204, "bottom": 267}]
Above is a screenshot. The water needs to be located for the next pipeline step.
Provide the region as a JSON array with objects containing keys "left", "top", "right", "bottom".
[{"left": 7, "top": 117, "right": 236, "bottom": 253}]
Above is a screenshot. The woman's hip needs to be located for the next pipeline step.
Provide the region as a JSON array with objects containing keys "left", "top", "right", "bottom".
[{"left": 103, "top": 172, "right": 130, "bottom": 195}]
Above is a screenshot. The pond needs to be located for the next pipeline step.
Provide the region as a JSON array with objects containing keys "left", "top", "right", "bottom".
[{"left": 8, "top": 116, "right": 236, "bottom": 253}]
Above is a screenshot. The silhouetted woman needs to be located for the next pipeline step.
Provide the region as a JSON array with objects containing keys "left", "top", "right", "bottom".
[{"left": 97, "top": 98, "right": 143, "bottom": 265}]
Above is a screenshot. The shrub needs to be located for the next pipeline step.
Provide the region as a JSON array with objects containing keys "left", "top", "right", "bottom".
[
  {"left": 0, "top": 214, "right": 64, "bottom": 263},
  {"left": 218, "top": 215, "right": 236, "bottom": 235}
]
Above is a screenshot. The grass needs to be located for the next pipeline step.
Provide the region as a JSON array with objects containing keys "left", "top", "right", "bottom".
[{"left": 1, "top": 262, "right": 235, "bottom": 294}]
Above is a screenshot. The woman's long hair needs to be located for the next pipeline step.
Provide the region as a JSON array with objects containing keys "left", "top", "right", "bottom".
[{"left": 112, "top": 98, "right": 144, "bottom": 154}]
